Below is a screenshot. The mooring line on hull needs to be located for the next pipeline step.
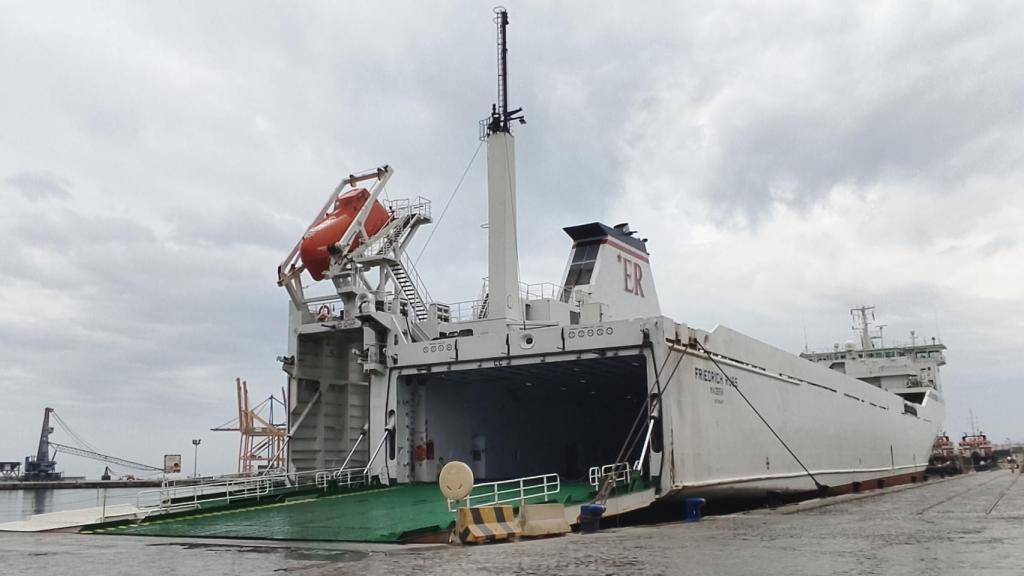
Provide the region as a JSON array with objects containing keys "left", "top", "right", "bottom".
[
  {"left": 694, "top": 341, "right": 828, "bottom": 493},
  {"left": 647, "top": 339, "right": 669, "bottom": 481},
  {"left": 595, "top": 332, "right": 686, "bottom": 503}
]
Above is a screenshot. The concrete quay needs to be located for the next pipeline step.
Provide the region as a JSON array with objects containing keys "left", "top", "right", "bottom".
[{"left": 0, "top": 469, "right": 1020, "bottom": 575}]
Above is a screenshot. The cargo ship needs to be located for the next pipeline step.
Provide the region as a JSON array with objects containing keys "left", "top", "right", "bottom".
[{"left": 273, "top": 7, "right": 947, "bottom": 512}]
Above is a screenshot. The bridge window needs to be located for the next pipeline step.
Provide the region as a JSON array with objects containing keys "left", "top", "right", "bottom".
[{"left": 565, "top": 241, "right": 600, "bottom": 291}]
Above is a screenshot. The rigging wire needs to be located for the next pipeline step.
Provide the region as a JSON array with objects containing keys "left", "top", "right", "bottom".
[
  {"left": 595, "top": 331, "right": 687, "bottom": 503},
  {"left": 503, "top": 137, "right": 529, "bottom": 328},
  {"left": 50, "top": 411, "right": 101, "bottom": 454},
  {"left": 413, "top": 140, "right": 484, "bottom": 266},
  {"left": 597, "top": 333, "right": 829, "bottom": 503},
  {"left": 694, "top": 340, "right": 827, "bottom": 492}
]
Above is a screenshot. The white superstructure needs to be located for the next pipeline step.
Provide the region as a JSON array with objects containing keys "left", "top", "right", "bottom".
[{"left": 275, "top": 8, "right": 945, "bottom": 504}]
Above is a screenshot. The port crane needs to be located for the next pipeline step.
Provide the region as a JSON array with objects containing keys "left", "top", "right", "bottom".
[
  {"left": 48, "top": 442, "right": 163, "bottom": 473},
  {"left": 211, "top": 378, "right": 287, "bottom": 474},
  {"left": 22, "top": 407, "right": 163, "bottom": 480}
]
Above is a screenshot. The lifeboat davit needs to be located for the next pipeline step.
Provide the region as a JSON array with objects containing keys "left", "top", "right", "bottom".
[{"left": 300, "top": 188, "right": 391, "bottom": 281}]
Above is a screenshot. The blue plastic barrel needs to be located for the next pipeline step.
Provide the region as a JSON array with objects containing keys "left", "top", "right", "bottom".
[
  {"left": 685, "top": 497, "right": 706, "bottom": 522},
  {"left": 579, "top": 503, "right": 607, "bottom": 533}
]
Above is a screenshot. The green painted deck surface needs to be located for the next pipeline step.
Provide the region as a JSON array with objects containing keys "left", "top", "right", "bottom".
[{"left": 92, "top": 481, "right": 598, "bottom": 542}]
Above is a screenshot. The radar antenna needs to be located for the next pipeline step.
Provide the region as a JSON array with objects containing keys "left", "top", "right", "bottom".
[{"left": 485, "top": 7, "right": 525, "bottom": 136}]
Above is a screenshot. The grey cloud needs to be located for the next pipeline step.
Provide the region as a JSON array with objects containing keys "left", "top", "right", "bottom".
[
  {"left": 6, "top": 170, "right": 72, "bottom": 201},
  {"left": 3, "top": 2, "right": 1024, "bottom": 474},
  {"left": 977, "top": 234, "right": 1017, "bottom": 257},
  {"left": 616, "top": 1, "right": 1024, "bottom": 225}
]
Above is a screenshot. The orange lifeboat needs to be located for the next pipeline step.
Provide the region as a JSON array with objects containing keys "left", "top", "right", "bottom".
[{"left": 300, "top": 188, "right": 391, "bottom": 281}]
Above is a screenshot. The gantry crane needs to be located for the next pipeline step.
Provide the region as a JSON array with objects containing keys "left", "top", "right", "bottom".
[{"left": 212, "top": 378, "right": 287, "bottom": 475}]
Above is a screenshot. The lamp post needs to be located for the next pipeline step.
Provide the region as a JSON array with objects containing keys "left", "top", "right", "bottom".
[{"left": 192, "top": 439, "right": 201, "bottom": 479}]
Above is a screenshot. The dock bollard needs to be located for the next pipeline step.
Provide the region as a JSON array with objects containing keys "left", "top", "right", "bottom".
[
  {"left": 685, "top": 497, "right": 706, "bottom": 522},
  {"left": 579, "top": 503, "right": 606, "bottom": 533}
]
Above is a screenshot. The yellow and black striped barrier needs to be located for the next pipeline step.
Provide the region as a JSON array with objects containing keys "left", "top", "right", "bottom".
[{"left": 456, "top": 505, "right": 520, "bottom": 544}]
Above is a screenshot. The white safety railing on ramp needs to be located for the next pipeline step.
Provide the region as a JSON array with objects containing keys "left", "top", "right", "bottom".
[
  {"left": 136, "top": 465, "right": 376, "bottom": 515},
  {"left": 136, "top": 476, "right": 274, "bottom": 515},
  {"left": 314, "top": 468, "right": 370, "bottom": 490},
  {"left": 135, "top": 429, "right": 391, "bottom": 516},
  {"left": 588, "top": 462, "right": 632, "bottom": 489},
  {"left": 447, "top": 473, "right": 561, "bottom": 512}
]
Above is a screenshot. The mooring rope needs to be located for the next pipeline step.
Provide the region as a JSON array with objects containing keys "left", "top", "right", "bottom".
[
  {"left": 694, "top": 340, "right": 827, "bottom": 493},
  {"left": 595, "top": 331, "right": 687, "bottom": 503}
]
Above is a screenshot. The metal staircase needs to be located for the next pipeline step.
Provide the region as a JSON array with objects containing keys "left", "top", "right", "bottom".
[
  {"left": 477, "top": 278, "right": 490, "bottom": 319},
  {"left": 374, "top": 214, "right": 414, "bottom": 255},
  {"left": 355, "top": 198, "right": 433, "bottom": 322},
  {"left": 478, "top": 293, "right": 489, "bottom": 319},
  {"left": 387, "top": 258, "right": 429, "bottom": 321}
]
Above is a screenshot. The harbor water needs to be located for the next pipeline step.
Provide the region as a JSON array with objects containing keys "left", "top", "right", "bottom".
[{"left": 0, "top": 487, "right": 159, "bottom": 523}]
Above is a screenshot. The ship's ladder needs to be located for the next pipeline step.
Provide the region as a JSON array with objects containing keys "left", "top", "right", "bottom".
[
  {"left": 355, "top": 198, "right": 433, "bottom": 321},
  {"left": 387, "top": 256, "right": 430, "bottom": 321}
]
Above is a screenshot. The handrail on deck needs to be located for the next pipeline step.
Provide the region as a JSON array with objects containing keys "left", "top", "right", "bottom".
[
  {"left": 447, "top": 473, "right": 561, "bottom": 512},
  {"left": 588, "top": 462, "right": 632, "bottom": 488},
  {"left": 135, "top": 460, "right": 377, "bottom": 514}
]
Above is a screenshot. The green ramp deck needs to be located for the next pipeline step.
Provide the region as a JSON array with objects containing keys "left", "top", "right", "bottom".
[{"left": 89, "top": 481, "right": 598, "bottom": 543}]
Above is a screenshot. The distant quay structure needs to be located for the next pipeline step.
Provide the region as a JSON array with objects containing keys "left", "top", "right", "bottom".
[{"left": 0, "top": 479, "right": 164, "bottom": 490}]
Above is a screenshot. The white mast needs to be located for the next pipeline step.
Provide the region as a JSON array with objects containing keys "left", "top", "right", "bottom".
[
  {"left": 851, "top": 305, "right": 875, "bottom": 350},
  {"left": 484, "top": 7, "right": 525, "bottom": 321}
]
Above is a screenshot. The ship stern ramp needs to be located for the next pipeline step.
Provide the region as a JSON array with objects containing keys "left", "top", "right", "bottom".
[{"left": 388, "top": 319, "right": 667, "bottom": 506}]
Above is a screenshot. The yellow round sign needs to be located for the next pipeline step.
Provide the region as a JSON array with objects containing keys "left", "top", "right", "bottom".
[{"left": 438, "top": 460, "right": 474, "bottom": 500}]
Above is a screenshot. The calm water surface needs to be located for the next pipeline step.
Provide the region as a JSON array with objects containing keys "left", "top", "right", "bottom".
[{"left": 0, "top": 487, "right": 158, "bottom": 523}]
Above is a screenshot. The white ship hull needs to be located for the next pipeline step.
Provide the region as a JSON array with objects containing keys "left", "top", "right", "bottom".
[
  {"left": 658, "top": 325, "right": 943, "bottom": 499},
  {"left": 380, "top": 316, "right": 944, "bottom": 503}
]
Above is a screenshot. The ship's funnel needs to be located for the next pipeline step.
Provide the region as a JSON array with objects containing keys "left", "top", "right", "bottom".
[{"left": 561, "top": 222, "right": 661, "bottom": 320}]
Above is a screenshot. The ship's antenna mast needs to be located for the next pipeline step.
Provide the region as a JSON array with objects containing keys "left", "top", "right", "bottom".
[
  {"left": 496, "top": 7, "right": 508, "bottom": 127},
  {"left": 850, "top": 305, "right": 875, "bottom": 350},
  {"left": 481, "top": 7, "right": 525, "bottom": 322},
  {"left": 486, "top": 7, "right": 524, "bottom": 135}
]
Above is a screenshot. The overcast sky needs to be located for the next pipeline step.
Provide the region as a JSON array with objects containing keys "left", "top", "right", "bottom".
[{"left": 2, "top": 1, "right": 1022, "bottom": 478}]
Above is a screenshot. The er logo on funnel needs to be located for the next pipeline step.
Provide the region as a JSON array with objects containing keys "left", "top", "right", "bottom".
[{"left": 617, "top": 253, "right": 645, "bottom": 297}]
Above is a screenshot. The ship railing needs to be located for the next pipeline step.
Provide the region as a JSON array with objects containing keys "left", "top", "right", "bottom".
[
  {"left": 446, "top": 298, "right": 489, "bottom": 322},
  {"left": 447, "top": 473, "right": 560, "bottom": 512},
  {"left": 136, "top": 462, "right": 378, "bottom": 515},
  {"left": 399, "top": 250, "right": 434, "bottom": 306},
  {"left": 588, "top": 462, "right": 632, "bottom": 489},
  {"left": 136, "top": 476, "right": 274, "bottom": 514},
  {"left": 385, "top": 196, "right": 432, "bottom": 221},
  {"left": 446, "top": 281, "right": 579, "bottom": 323},
  {"left": 314, "top": 467, "right": 370, "bottom": 490},
  {"left": 303, "top": 294, "right": 344, "bottom": 321},
  {"left": 519, "top": 281, "right": 573, "bottom": 303},
  {"left": 358, "top": 197, "right": 431, "bottom": 258},
  {"left": 360, "top": 211, "right": 419, "bottom": 260}
]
